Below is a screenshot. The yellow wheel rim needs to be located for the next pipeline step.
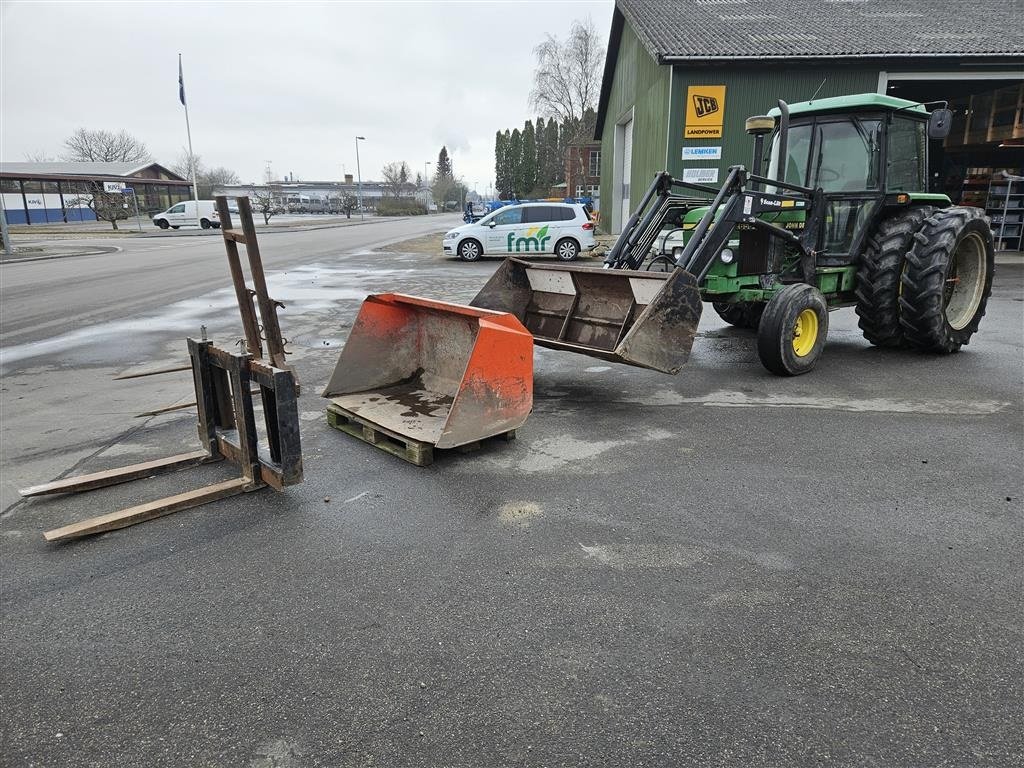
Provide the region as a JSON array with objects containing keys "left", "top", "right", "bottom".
[{"left": 792, "top": 309, "right": 819, "bottom": 357}]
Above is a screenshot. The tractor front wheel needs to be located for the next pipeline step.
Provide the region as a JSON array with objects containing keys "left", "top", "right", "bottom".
[
  {"left": 757, "top": 284, "right": 828, "bottom": 376},
  {"left": 899, "top": 207, "right": 994, "bottom": 353}
]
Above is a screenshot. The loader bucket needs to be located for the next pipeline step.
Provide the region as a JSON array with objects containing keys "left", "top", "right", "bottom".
[
  {"left": 471, "top": 258, "right": 702, "bottom": 374},
  {"left": 322, "top": 293, "right": 533, "bottom": 450}
]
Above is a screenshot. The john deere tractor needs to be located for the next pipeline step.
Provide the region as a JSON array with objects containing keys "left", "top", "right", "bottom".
[{"left": 471, "top": 93, "right": 995, "bottom": 377}]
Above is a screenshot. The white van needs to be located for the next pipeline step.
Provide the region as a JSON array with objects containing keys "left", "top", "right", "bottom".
[
  {"left": 443, "top": 202, "right": 597, "bottom": 261},
  {"left": 152, "top": 200, "right": 220, "bottom": 230}
]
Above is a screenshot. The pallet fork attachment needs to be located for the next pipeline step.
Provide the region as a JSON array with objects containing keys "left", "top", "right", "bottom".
[{"left": 21, "top": 339, "right": 302, "bottom": 542}]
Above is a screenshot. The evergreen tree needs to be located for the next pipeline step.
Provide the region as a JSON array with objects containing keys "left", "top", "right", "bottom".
[
  {"left": 500, "top": 129, "right": 513, "bottom": 198},
  {"left": 509, "top": 128, "right": 523, "bottom": 198},
  {"left": 521, "top": 120, "right": 537, "bottom": 197},
  {"left": 535, "top": 117, "right": 548, "bottom": 189},
  {"left": 494, "top": 130, "right": 508, "bottom": 200},
  {"left": 545, "top": 119, "right": 562, "bottom": 185},
  {"left": 436, "top": 146, "right": 453, "bottom": 181}
]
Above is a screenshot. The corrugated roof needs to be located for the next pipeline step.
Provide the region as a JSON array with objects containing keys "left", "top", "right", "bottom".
[
  {"left": 618, "top": 0, "right": 1024, "bottom": 60},
  {"left": 0, "top": 161, "right": 179, "bottom": 178}
]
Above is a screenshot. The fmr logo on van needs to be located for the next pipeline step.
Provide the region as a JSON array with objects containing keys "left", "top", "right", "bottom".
[{"left": 507, "top": 226, "right": 551, "bottom": 252}]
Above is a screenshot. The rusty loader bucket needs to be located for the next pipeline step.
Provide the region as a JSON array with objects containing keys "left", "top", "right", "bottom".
[
  {"left": 471, "top": 258, "right": 703, "bottom": 374},
  {"left": 323, "top": 294, "right": 533, "bottom": 450}
]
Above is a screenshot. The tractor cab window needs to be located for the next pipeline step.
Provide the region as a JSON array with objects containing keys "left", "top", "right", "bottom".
[
  {"left": 810, "top": 118, "right": 882, "bottom": 192},
  {"left": 766, "top": 122, "right": 813, "bottom": 187},
  {"left": 887, "top": 116, "right": 927, "bottom": 192}
]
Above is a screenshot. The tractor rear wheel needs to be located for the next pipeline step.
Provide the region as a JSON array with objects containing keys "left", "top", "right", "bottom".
[
  {"left": 757, "top": 284, "right": 828, "bottom": 376},
  {"left": 712, "top": 301, "right": 765, "bottom": 329},
  {"left": 899, "top": 207, "right": 995, "bottom": 353},
  {"left": 854, "top": 206, "right": 934, "bottom": 347}
]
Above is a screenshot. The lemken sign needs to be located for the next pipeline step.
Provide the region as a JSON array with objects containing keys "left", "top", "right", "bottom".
[{"left": 682, "top": 146, "right": 723, "bottom": 160}]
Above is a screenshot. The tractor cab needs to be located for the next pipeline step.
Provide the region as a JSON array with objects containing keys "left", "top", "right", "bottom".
[{"left": 761, "top": 94, "right": 951, "bottom": 263}]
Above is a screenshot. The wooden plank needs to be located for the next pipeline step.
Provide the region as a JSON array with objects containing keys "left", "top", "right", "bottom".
[
  {"left": 221, "top": 229, "right": 248, "bottom": 244},
  {"left": 114, "top": 363, "right": 190, "bottom": 380},
  {"left": 19, "top": 450, "right": 216, "bottom": 497},
  {"left": 43, "top": 477, "right": 255, "bottom": 542},
  {"left": 135, "top": 401, "right": 196, "bottom": 418}
]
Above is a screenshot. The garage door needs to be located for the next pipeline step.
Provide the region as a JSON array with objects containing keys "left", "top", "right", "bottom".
[{"left": 620, "top": 118, "right": 633, "bottom": 230}]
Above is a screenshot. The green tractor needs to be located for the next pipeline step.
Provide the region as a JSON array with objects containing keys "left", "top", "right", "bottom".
[{"left": 471, "top": 93, "right": 996, "bottom": 377}]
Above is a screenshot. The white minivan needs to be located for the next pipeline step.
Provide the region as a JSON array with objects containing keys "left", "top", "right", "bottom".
[
  {"left": 152, "top": 200, "right": 220, "bottom": 230},
  {"left": 443, "top": 202, "right": 597, "bottom": 261}
]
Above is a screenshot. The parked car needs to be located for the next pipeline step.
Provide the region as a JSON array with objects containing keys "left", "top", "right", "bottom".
[
  {"left": 443, "top": 202, "right": 597, "bottom": 262},
  {"left": 152, "top": 200, "right": 221, "bottom": 230}
]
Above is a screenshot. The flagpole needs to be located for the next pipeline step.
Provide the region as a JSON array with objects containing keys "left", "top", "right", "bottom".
[{"left": 179, "top": 53, "right": 200, "bottom": 228}]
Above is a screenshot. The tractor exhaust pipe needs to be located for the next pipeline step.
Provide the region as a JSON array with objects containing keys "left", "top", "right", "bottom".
[{"left": 775, "top": 99, "right": 790, "bottom": 184}]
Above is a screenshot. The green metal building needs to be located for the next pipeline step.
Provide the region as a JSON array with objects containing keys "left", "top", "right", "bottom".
[{"left": 596, "top": 0, "right": 1024, "bottom": 246}]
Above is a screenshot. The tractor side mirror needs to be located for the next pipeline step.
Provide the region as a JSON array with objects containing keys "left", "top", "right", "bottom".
[{"left": 928, "top": 108, "right": 953, "bottom": 139}]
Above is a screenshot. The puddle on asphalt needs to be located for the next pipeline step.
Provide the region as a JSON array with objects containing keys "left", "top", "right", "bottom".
[{"left": 0, "top": 263, "right": 414, "bottom": 372}]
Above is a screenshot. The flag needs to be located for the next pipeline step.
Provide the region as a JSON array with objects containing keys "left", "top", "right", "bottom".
[{"left": 178, "top": 55, "right": 186, "bottom": 106}]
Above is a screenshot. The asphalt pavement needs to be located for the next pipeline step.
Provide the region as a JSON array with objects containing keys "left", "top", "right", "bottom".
[{"left": 1, "top": 222, "right": 1021, "bottom": 767}]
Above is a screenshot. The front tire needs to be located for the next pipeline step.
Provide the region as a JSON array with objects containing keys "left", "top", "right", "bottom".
[
  {"left": 554, "top": 238, "right": 580, "bottom": 261},
  {"left": 757, "top": 284, "right": 828, "bottom": 376},
  {"left": 854, "top": 206, "right": 934, "bottom": 348},
  {"left": 458, "top": 239, "right": 483, "bottom": 262},
  {"left": 200, "top": 218, "right": 212, "bottom": 229},
  {"left": 899, "top": 207, "right": 995, "bottom": 353},
  {"left": 155, "top": 219, "right": 169, "bottom": 230}
]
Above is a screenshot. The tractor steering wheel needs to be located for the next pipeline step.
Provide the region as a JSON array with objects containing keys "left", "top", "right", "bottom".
[{"left": 817, "top": 168, "right": 841, "bottom": 184}]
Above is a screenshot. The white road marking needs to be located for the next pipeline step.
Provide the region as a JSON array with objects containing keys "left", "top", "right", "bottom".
[{"left": 625, "top": 389, "right": 1009, "bottom": 415}]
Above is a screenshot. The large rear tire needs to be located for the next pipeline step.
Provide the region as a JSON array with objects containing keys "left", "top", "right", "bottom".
[
  {"left": 899, "top": 207, "right": 995, "bottom": 353},
  {"left": 712, "top": 301, "right": 765, "bottom": 329},
  {"left": 757, "top": 284, "right": 828, "bottom": 376},
  {"left": 854, "top": 206, "right": 933, "bottom": 348}
]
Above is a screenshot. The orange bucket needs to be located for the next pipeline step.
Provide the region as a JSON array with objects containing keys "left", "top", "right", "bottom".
[{"left": 322, "top": 294, "right": 533, "bottom": 449}]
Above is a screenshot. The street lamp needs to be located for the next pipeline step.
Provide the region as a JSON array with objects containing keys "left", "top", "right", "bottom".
[
  {"left": 354, "top": 136, "right": 366, "bottom": 220},
  {"left": 423, "top": 161, "right": 432, "bottom": 212}
]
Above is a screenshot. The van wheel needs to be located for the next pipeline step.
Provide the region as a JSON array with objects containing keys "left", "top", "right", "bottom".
[
  {"left": 555, "top": 238, "right": 580, "bottom": 261},
  {"left": 200, "top": 218, "right": 212, "bottom": 229},
  {"left": 155, "top": 219, "right": 169, "bottom": 230},
  {"left": 458, "top": 239, "right": 483, "bottom": 261}
]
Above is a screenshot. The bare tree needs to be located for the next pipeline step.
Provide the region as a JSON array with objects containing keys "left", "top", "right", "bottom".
[
  {"left": 529, "top": 19, "right": 605, "bottom": 133},
  {"left": 24, "top": 150, "right": 56, "bottom": 162},
  {"left": 206, "top": 166, "right": 240, "bottom": 188},
  {"left": 171, "top": 150, "right": 202, "bottom": 181},
  {"left": 62, "top": 128, "right": 151, "bottom": 163},
  {"left": 251, "top": 186, "right": 281, "bottom": 225},
  {"left": 64, "top": 181, "right": 130, "bottom": 230},
  {"left": 342, "top": 192, "right": 358, "bottom": 218},
  {"left": 171, "top": 151, "right": 240, "bottom": 197},
  {"left": 381, "top": 161, "right": 412, "bottom": 198}
]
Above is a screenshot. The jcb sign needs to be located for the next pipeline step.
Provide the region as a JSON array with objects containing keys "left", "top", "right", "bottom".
[
  {"left": 692, "top": 94, "right": 719, "bottom": 118},
  {"left": 685, "top": 85, "right": 726, "bottom": 138}
]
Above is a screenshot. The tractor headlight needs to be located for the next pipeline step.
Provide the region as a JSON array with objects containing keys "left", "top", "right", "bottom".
[
  {"left": 672, "top": 246, "right": 684, "bottom": 260},
  {"left": 720, "top": 247, "right": 735, "bottom": 264}
]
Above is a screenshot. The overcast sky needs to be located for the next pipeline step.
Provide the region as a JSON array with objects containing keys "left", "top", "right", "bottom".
[{"left": 1, "top": 0, "right": 615, "bottom": 192}]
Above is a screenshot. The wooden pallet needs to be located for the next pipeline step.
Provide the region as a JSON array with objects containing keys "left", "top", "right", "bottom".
[{"left": 326, "top": 404, "right": 515, "bottom": 467}]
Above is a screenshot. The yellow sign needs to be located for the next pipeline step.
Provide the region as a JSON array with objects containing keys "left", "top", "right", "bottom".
[{"left": 685, "top": 85, "right": 726, "bottom": 139}]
